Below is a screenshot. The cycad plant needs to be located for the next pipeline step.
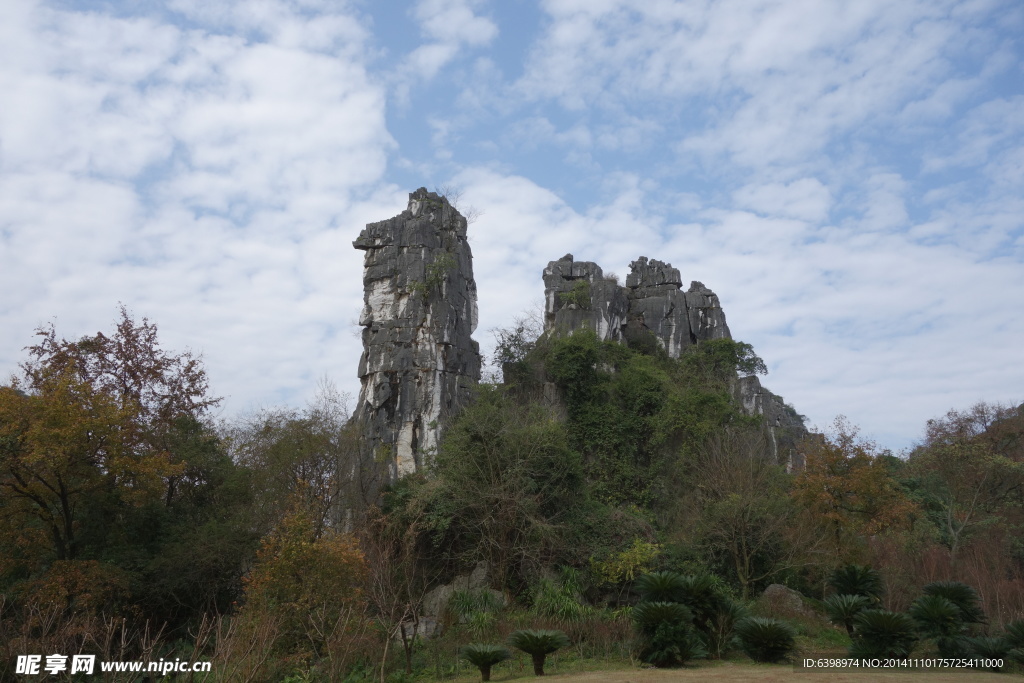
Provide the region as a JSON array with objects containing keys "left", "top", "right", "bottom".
[
  {"left": 921, "top": 581, "right": 985, "bottom": 625},
  {"left": 460, "top": 644, "right": 512, "bottom": 682},
  {"left": 676, "top": 574, "right": 726, "bottom": 628},
  {"left": 849, "top": 610, "right": 918, "bottom": 659},
  {"left": 824, "top": 594, "right": 871, "bottom": 637},
  {"left": 828, "top": 565, "right": 883, "bottom": 602},
  {"left": 507, "top": 629, "right": 570, "bottom": 676},
  {"left": 734, "top": 617, "right": 796, "bottom": 663},
  {"left": 631, "top": 601, "right": 706, "bottom": 666},
  {"left": 635, "top": 571, "right": 686, "bottom": 603},
  {"left": 706, "top": 601, "right": 748, "bottom": 659},
  {"left": 909, "top": 594, "right": 966, "bottom": 657},
  {"left": 967, "top": 637, "right": 1010, "bottom": 670},
  {"left": 1005, "top": 620, "right": 1024, "bottom": 665}
]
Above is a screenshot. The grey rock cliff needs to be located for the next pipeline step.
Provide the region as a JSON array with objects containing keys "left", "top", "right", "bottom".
[
  {"left": 734, "top": 376, "right": 808, "bottom": 470},
  {"left": 543, "top": 254, "right": 730, "bottom": 355},
  {"left": 352, "top": 188, "right": 481, "bottom": 478}
]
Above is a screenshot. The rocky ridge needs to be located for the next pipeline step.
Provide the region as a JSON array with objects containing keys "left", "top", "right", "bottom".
[{"left": 542, "top": 253, "right": 806, "bottom": 466}]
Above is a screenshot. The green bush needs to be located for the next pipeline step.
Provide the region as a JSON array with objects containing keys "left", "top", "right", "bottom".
[
  {"left": 460, "top": 644, "right": 512, "bottom": 682},
  {"left": 644, "top": 620, "right": 707, "bottom": 667},
  {"left": 908, "top": 593, "right": 963, "bottom": 657},
  {"left": 706, "top": 600, "right": 748, "bottom": 659},
  {"left": 922, "top": 581, "right": 985, "bottom": 624},
  {"left": 734, "top": 617, "right": 796, "bottom": 663},
  {"left": 631, "top": 602, "right": 693, "bottom": 637},
  {"left": 1006, "top": 619, "right": 1024, "bottom": 648},
  {"left": 849, "top": 610, "right": 918, "bottom": 659},
  {"left": 507, "top": 629, "right": 570, "bottom": 676},
  {"left": 967, "top": 637, "right": 1010, "bottom": 670}
]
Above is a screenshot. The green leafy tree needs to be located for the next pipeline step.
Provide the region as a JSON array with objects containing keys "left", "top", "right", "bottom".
[
  {"left": 424, "top": 385, "right": 586, "bottom": 589},
  {"left": 683, "top": 429, "right": 825, "bottom": 598},
  {"left": 908, "top": 403, "right": 1024, "bottom": 556}
]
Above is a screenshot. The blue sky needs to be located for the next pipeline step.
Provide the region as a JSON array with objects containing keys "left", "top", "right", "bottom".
[{"left": 1, "top": 0, "right": 1022, "bottom": 451}]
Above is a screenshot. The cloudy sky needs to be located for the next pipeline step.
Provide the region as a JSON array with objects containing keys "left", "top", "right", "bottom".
[{"left": 1, "top": 0, "right": 1021, "bottom": 451}]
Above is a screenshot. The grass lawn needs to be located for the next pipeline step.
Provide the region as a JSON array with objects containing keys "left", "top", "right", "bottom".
[{"left": 457, "top": 659, "right": 1013, "bottom": 683}]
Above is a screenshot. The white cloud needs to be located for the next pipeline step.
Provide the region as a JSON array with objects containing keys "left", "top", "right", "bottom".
[
  {"left": 733, "top": 178, "right": 832, "bottom": 222},
  {"left": 0, "top": 0, "right": 396, "bottom": 414},
  {"left": 393, "top": 0, "right": 497, "bottom": 88}
]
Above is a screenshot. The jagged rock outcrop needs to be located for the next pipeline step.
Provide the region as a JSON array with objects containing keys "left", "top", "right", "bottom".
[
  {"left": 543, "top": 253, "right": 807, "bottom": 465},
  {"left": 352, "top": 188, "right": 481, "bottom": 478},
  {"left": 734, "top": 376, "right": 808, "bottom": 471},
  {"left": 543, "top": 254, "right": 730, "bottom": 355}
]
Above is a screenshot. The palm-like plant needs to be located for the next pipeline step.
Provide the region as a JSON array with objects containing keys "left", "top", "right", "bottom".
[
  {"left": 827, "top": 565, "right": 883, "bottom": 602},
  {"left": 631, "top": 602, "right": 693, "bottom": 637},
  {"left": 922, "top": 581, "right": 985, "bottom": 624},
  {"left": 824, "top": 594, "right": 871, "bottom": 637},
  {"left": 968, "top": 637, "right": 1010, "bottom": 670},
  {"left": 508, "top": 629, "right": 570, "bottom": 676},
  {"left": 631, "top": 601, "right": 703, "bottom": 667},
  {"left": 676, "top": 574, "right": 726, "bottom": 629},
  {"left": 635, "top": 571, "right": 686, "bottom": 603},
  {"left": 644, "top": 620, "right": 707, "bottom": 667},
  {"left": 734, "top": 617, "right": 796, "bottom": 663},
  {"left": 1006, "top": 619, "right": 1024, "bottom": 648},
  {"left": 706, "top": 601, "right": 748, "bottom": 659},
  {"left": 460, "top": 644, "right": 512, "bottom": 682},
  {"left": 850, "top": 610, "right": 918, "bottom": 659},
  {"left": 909, "top": 594, "right": 966, "bottom": 657}
]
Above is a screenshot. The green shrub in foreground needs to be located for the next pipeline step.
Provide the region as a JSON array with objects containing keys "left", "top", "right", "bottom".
[
  {"left": 460, "top": 644, "right": 512, "bottom": 682},
  {"left": 849, "top": 610, "right": 918, "bottom": 659},
  {"left": 734, "top": 617, "right": 796, "bottom": 663},
  {"left": 824, "top": 594, "right": 871, "bottom": 637},
  {"left": 507, "top": 629, "right": 570, "bottom": 676}
]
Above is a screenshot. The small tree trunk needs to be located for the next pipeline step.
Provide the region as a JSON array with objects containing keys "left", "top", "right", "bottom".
[
  {"left": 480, "top": 664, "right": 492, "bottom": 682},
  {"left": 531, "top": 653, "right": 546, "bottom": 676}
]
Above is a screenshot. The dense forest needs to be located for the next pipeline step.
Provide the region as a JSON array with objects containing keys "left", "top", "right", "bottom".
[{"left": 2, "top": 308, "right": 1023, "bottom": 680}]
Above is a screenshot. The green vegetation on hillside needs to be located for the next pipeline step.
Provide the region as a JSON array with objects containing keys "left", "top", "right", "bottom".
[{"left": 2, "top": 311, "right": 1023, "bottom": 681}]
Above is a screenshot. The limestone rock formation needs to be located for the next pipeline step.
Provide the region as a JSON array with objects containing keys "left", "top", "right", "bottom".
[
  {"left": 543, "top": 253, "right": 806, "bottom": 465},
  {"left": 352, "top": 188, "right": 481, "bottom": 479},
  {"left": 543, "top": 254, "right": 730, "bottom": 355},
  {"left": 734, "top": 376, "right": 808, "bottom": 471}
]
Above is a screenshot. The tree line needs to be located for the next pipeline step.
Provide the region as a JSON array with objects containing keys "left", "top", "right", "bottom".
[{"left": 1, "top": 308, "right": 1022, "bottom": 680}]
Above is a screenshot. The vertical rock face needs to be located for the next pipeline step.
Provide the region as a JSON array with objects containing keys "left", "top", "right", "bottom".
[
  {"left": 734, "top": 376, "right": 808, "bottom": 471},
  {"left": 543, "top": 254, "right": 730, "bottom": 355},
  {"left": 352, "top": 188, "right": 481, "bottom": 479}
]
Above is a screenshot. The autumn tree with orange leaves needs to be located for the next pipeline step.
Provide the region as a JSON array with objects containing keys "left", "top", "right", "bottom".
[
  {"left": 0, "top": 307, "right": 233, "bottom": 625},
  {"left": 792, "top": 417, "right": 920, "bottom": 560}
]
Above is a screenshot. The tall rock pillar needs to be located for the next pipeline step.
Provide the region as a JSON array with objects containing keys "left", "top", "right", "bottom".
[{"left": 352, "top": 188, "right": 481, "bottom": 479}]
